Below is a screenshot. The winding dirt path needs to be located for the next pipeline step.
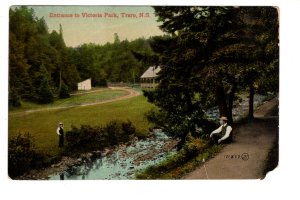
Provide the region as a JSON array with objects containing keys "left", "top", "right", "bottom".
[
  {"left": 9, "top": 87, "right": 141, "bottom": 116},
  {"left": 183, "top": 97, "right": 279, "bottom": 179}
]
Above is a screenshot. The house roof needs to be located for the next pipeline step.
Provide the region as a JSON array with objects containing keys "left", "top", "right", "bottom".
[
  {"left": 140, "top": 66, "right": 161, "bottom": 78},
  {"left": 78, "top": 78, "right": 91, "bottom": 84}
]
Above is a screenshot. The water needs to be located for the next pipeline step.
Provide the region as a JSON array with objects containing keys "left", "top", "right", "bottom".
[
  {"left": 205, "top": 94, "right": 267, "bottom": 121},
  {"left": 49, "top": 94, "right": 268, "bottom": 180},
  {"left": 49, "top": 130, "right": 177, "bottom": 180}
]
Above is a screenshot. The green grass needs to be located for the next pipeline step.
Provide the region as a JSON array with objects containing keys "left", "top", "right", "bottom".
[
  {"left": 9, "top": 88, "right": 128, "bottom": 112},
  {"left": 9, "top": 95, "right": 155, "bottom": 157},
  {"left": 136, "top": 144, "right": 222, "bottom": 179}
]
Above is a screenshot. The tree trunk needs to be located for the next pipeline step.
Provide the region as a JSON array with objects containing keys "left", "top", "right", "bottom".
[
  {"left": 216, "top": 85, "right": 229, "bottom": 118},
  {"left": 185, "top": 91, "right": 193, "bottom": 114},
  {"left": 249, "top": 82, "right": 255, "bottom": 119},
  {"left": 227, "top": 83, "right": 236, "bottom": 125}
]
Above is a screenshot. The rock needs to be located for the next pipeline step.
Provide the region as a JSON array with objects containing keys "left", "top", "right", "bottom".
[
  {"left": 92, "top": 151, "right": 102, "bottom": 157},
  {"left": 87, "top": 153, "right": 93, "bottom": 157},
  {"left": 101, "top": 148, "right": 111, "bottom": 156}
]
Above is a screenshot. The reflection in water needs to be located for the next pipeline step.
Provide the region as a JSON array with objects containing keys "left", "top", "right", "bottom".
[{"left": 49, "top": 131, "right": 177, "bottom": 180}]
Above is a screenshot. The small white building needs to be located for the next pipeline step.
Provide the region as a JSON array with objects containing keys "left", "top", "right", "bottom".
[
  {"left": 78, "top": 78, "right": 92, "bottom": 90},
  {"left": 140, "top": 66, "right": 161, "bottom": 88}
]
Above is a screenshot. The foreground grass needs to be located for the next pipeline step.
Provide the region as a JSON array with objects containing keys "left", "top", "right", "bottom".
[
  {"left": 9, "top": 88, "right": 128, "bottom": 112},
  {"left": 136, "top": 143, "right": 222, "bottom": 179},
  {"left": 9, "top": 95, "right": 155, "bottom": 158}
]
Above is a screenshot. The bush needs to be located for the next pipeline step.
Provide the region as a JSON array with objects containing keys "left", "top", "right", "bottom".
[
  {"left": 104, "top": 120, "right": 136, "bottom": 145},
  {"left": 183, "top": 133, "right": 205, "bottom": 160},
  {"left": 65, "top": 120, "right": 136, "bottom": 153},
  {"left": 8, "top": 133, "right": 46, "bottom": 178},
  {"left": 65, "top": 125, "right": 108, "bottom": 152},
  {"left": 105, "top": 120, "right": 123, "bottom": 145},
  {"left": 122, "top": 120, "right": 136, "bottom": 135},
  {"left": 144, "top": 108, "right": 168, "bottom": 129}
]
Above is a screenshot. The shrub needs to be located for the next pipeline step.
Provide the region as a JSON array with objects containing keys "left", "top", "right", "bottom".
[
  {"left": 105, "top": 120, "right": 123, "bottom": 145},
  {"left": 65, "top": 120, "right": 136, "bottom": 153},
  {"left": 144, "top": 108, "right": 168, "bottom": 129},
  {"left": 65, "top": 125, "right": 108, "bottom": 152},
  {"left": 105, "top": 120, "right": 136, "bottom": 145},
  {"left": 8, "top": 133, "right": 45, "bottom": 178},
  {"left": 122, "top": 120, "right": 136, "bottom": 135},
  {"left": 183, "top": 133, "right": 205, "bottom": 160}
]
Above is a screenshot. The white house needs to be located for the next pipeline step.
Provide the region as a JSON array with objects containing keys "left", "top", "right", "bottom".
[
  {"left": 140, "top": 66, "right": 161, "bottom": 88},
  {"left": 78, "top": 78, "right": 92, "bottom": 90}
]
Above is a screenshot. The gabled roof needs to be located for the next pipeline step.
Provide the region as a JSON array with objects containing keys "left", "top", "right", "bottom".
[
  {"left": 78, "top": 78, "right": 91, "bottom": 84},
  {"left": 140, "top": 66, "right": 161, "bottom": 78}
]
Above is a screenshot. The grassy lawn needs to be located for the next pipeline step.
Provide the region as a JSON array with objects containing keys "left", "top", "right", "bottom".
[
  {"left": 9, "top": 88, "right": 128, "bottom": 112},
  {"left": 8, "top": 94, "right": 155, "bottom": 157}
]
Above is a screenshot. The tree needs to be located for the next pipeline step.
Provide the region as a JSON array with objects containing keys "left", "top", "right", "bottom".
[
  {"left": 146, "top": 6, "right": 279, "bottom": 148},
  {"left": 9, "top": 87, "right": 21, "bottom": 108},
  {"left": 152, "top": 6, "right": 279, "bottom": 120},
  {"left": 208, "top": 7, "right": 279, "bottom": 119},
  {"left": 114, "top": 33, "right": 120, "bottom": 43},
  {"left": 146, "top": 7, "right": 238, "bottom": 147},
  {"left": 9, "top": 6, "right": 174, "bottom": 106},
  {"left": 35, "top": 65, "right": 54, "bottom": 104},
  {"left": 9, "top": 6, "right": 81, "bottom": 106},
  {"left": 241, "top": 7, "right": 279, "bottom": 119},
  {"left": 37, "top": 76, "right": 54, "bottom": 104},
  {"left": 59, "top": 81, "right": 70, "bottom": 99},
  {"left": 144, "top": 33, "right": 212, "bottom": 149},
  {"left": 152, "top": 6, "right": 242, "bottom": 125}
]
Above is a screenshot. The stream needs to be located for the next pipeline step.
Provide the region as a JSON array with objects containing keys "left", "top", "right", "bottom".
[
  {"left": 49, "top": 93, "right": 269, "bottom": 180},
  {"left": 49, "top": 130, "right": 178, "bottom": 180}
]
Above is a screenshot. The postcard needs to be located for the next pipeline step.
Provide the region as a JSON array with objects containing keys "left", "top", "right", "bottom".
[{"left": 8, "top": 5, "right": 279, "bottom": 180}]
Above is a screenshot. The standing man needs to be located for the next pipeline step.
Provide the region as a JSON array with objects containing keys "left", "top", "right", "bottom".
[
  {"left": 57, "top": 122, "right": 64, "bottom": 147},
  {"left": 210, "top": 116, "right": 233, "bottom": 144}
]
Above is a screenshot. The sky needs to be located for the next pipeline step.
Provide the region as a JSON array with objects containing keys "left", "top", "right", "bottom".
[{"left": 25, "top": 6, "right": 164, "bottom": 47}]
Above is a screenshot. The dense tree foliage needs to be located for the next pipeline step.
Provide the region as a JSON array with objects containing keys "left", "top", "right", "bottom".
[
  {"left": 9, "top": 6, "right": 154, "bottom": 107},
  {"left": 72, "top": 37, "right": 152, "bottom": 84},
  {"left": 143, "top": 6, "right": 278, "bottom": 148}
]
